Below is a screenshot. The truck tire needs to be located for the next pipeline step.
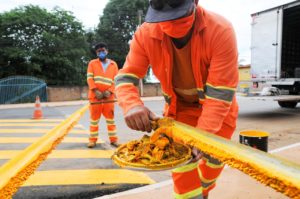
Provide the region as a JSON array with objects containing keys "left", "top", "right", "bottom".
[{"left": 278, "top": 101, "right": 298, "bottom": 108}]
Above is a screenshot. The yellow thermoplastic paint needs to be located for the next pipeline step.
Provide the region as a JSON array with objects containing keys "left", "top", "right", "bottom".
[
  {"left": 0, "top": 137, "right": 103, "bottom": 143},
  {"left": 153, "top": 118, "right": 300, "bottom": 199},
  {"left": 0, "top": 104, "right": 89, "bottom": 198},
  {"left": 0, "top": 119, "right": 64, "bottom": 123},
  {"left": 0, "top": 150, "right": 113, "bottom": 159},
  {"left": 0, "top": 123, "right": 60, "bottom": 127},
  {"left": 0, "top": 123, "right": 84, "bottom": 128},
  {"left": 23, "top": 169, "right": 155, "bottom": 186},
  {"left": 0, "top": 129, "right": 88, "bottom": 134}
]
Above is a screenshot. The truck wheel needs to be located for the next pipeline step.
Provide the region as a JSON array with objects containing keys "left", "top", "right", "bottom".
[{"left": 278, "top": 101, "right": 298, "bottom": 108}]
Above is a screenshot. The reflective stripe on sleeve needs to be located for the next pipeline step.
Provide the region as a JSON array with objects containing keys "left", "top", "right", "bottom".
[
  {"left": 87, "top": 73, "right": 94, "bottom": 80},
  {"left": 205, "top": 83, "right": 235, "bottom": 103},
  {"left": 87, "top": 73, "right": 94, "bottom": 77},
  {"left": 115, "top": 73, "right": 139, "bottom": 87}
]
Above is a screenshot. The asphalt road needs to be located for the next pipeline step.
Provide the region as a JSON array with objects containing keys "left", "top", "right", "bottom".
[{"left": 0, "top": 97, "right": 299, "bottom": 199}]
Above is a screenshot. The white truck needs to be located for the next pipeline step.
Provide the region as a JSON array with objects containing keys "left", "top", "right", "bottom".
[{"left": 250, "top": 0, "right": 300, "bottom": 108}]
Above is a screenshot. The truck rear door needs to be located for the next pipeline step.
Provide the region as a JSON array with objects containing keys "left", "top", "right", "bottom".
[{"left": 251, "top": 8, "right": 283, "bottom": 81}]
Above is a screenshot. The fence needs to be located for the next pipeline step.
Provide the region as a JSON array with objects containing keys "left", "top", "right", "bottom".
[{"left": 0, "top": 76, "right": 47, "bottom": 104}]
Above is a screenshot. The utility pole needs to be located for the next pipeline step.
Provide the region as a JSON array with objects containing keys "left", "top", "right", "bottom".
[
  {"left": 137, "top": 10, "right": 144, "bottom": 97},
  {"left": 138, "top": 10, "right": 143, "bottom": 28}
]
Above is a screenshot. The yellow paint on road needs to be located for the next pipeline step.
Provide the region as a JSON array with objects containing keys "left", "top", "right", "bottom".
[
  {"left": 0, "top": 119, "right": 64, "bottom": 123},
  {"left": 23, "top": 169, "right": 155, "bottom": 186},
  {"left": 0, "top": 123, "right": 84, "bottom": 128},
  {"left": 0, "top": 150, "right": 114, "bottom": 159},
  {"left": 0, "top": 129, "right": 88, "bottom": 134},
  {"left": 0, "top": 137, "right": 102, "bottom": 144},
  {"left": 0, "top": 123, "right": 59, "bottom": 127}
]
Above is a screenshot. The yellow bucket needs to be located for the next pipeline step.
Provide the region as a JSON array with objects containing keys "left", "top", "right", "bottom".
[{"left": 239, "top": 130, "right": 269, "bottom": 152}]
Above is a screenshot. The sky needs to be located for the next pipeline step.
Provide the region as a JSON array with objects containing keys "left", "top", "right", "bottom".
[{"left": 0, "top": 0, "right": 296, "bottom": 64}]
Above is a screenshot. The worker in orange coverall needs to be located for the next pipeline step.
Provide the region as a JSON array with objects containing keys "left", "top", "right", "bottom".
[
  {"left": 87, "top": 42, "right": 119, "bottom": 148},
  {"left": 115, "top": 0, "right": 239, "bottom": 198}
]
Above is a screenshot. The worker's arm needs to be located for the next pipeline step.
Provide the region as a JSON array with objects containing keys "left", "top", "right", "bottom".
[
  {"left": 197, "top": 26, "right": 238, "bottom": 133},
  {"left": 115, "top": 27, "right": 158, "bottom": 132},
  {"left": 87, "top": 61, "right": 97, "bottom": 90}
]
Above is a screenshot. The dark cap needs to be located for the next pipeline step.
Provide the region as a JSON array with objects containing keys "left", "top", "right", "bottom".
[
  {"left": 145, "top": 0, "right": 194, "bottom": 23},
  {"left": 94, "top": 42, "right": 107, "bottom": 51}
]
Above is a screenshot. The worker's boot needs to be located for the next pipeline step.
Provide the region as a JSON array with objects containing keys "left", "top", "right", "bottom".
[
  {"left": 87, "top": 141, "right": 96, "bottom": 148},
  {"left": 110, "top": 142, "right": 120, "bottom": 148}
]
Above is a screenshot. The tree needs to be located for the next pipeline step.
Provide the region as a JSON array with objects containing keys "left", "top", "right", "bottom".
[
  {"left": 96, "top": 0, "right": 148, "bottom": 68},
  {"left": 0, "top": 5, "right": 91, "bottom": 85},
  {"left": 85, "top": 28, "right": 98, "bottom": 58}
]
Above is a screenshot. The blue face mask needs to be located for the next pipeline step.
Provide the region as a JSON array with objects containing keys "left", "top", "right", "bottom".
[{"left": 98, "top": 51, "right": 107, "bottom": 61}]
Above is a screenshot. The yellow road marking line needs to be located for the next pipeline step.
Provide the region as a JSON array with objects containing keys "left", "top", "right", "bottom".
[
  {"left": 23, "top": 169, "right": 155, "bottom": 186},
  {"left": 0, "top": 150, "right": 114, "bottom": 159},
  {"left": 0, "top": 137, "right": 102, "bottom": 143},
  {"left": 0, "top": 123, "right": 83, "bottom": 128},
  {"left": 0, "top": 129, "right": 88, "bottom": 134},
  {"left": 0, "top": 119, "right": 64, "bottom": 123}
]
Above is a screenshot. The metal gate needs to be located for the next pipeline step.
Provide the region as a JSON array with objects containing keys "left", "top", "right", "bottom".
[{"left": 0, "top": 76, "right": 47, "bottom": 104}]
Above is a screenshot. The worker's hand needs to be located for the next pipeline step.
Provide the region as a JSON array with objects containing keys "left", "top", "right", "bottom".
[
  {"left": 125, "top": 105, "right": 159, "bottom": 133},
  {"left": 103, "top": 90, "right": 111, "bottom": 98},
  {"left": 94, "top": 89, "right": 103, "bottom": 100},
  {"left": 190, "top": 147, "right": 202, "bottom": 163}
]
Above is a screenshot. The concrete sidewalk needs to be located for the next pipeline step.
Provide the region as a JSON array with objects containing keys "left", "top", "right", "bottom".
[
  {"left": 97, "top": 143, "right": 300, "bottom": 199},
  {"left": 0, "top": 96, "right": 164, "bottom": 110}
]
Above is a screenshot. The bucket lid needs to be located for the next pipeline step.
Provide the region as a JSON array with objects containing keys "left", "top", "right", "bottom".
[{"left": 239, "top": 130, "right": 269, "bottom": 137}]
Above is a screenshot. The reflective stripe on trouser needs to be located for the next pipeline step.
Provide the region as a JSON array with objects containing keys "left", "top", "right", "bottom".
[
  {"left": 172, "top": 108, "right": 235, "bottom": 198},
  {"left": 198, "top": 153, "right": 224, "bottom": 196},
  {"left": 106, "top": 118, "right": 117, "bottom": 143},
  {"left": 172, "top": 162, "right": 204, "bottom": 199},
  {"left": 89, "top": 103, "right": 118, "bottom": 143},
  {"left": 89, "top": 118, "right": 99, "bottom": 142}
]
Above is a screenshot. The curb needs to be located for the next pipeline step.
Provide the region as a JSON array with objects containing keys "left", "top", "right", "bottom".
[
  {"left": 0, "top": 96, "right": 164, "bottom": 110},
  {"left": 95, "top": 180, "right": 173, "bottom": 199}
]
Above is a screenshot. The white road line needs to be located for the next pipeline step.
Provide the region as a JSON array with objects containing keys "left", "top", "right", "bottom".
[{"left": 269, "top": 142, "right": 300, "bottom": 154}]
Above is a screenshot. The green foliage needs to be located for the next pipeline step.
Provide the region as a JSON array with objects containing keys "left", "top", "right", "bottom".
[
  {"left": 0, "top": 5, "right": 91, "bottom": 85},
  {"left": 96, "top": 0, "right": 148, "bottom": 68},
  {"left": 85, "top": 29, "right": 98, "bottom": 56}
]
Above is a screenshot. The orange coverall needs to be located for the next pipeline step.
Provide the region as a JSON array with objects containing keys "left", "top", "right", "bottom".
[
  {"left": 115, "top": 6, "right": 238, "bottom": 199},
  {"left": 87, "top": 58, "right": 118, "bottom": 143}
]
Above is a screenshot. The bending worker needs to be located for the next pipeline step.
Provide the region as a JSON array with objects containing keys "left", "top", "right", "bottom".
[
  {"left": 87, "top": 42, "right": 119, "bottom": 148},
  {"left": 115, "top": 0, "right": 239, "bottom": 198}
]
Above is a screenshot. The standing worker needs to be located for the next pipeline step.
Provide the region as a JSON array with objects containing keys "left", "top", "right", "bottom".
[
  {"left": 87, "top": 42, "right": 119, "bottom": 148},
  {"left": 115, "top": 0, "right": 239, "bottom": 198}
]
